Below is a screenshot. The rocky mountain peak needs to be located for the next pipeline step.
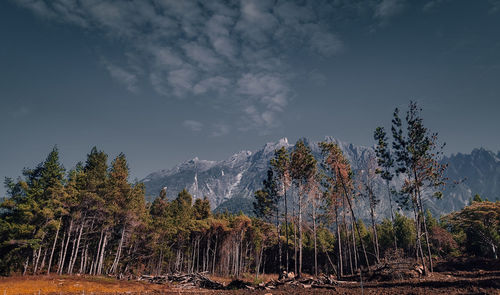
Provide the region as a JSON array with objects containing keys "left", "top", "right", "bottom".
[{"left": 142, "top": 137, "right": 500, "bottom": 217}]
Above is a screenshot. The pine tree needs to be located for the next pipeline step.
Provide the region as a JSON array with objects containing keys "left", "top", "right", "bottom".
[
  {"left": 390, "top": 102, "right": 447, "bottom": 274},
  {"left": 270, "top": 146, "right": 291, "bottom": 274},
  {"left": 358, "top": 155, "right": 380, "bottom": 263},
  {"left": 320, "top": 141, "right": 370, "bottom": 273},
  {"left": 374, "top": 126, "right": 398, "bottom": 251},
  {"left": 253, "top": 168, "right": 281, "bottom": 274},
  {"left": 290, "top": 139, "right": 317, "bottom": 277}
]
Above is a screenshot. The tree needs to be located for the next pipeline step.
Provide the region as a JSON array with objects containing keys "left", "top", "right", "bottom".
[
  {"left": 253, "top": 167, "right": 282, "bottom": 275},
  {"left": 394, "top": 212, "right": 416, "bottom": 254},
  {"left": 290, "top": 139, "right": 317, "bottom": 277},
  {"left": 193, "top": 197, "right": 211, "bottom": 220},
  {"left": 374, "top": 126, "right": 398, "bottom": 251},
  {"left": 391, "top": 102, "right": 447, "bottom": 274},
  {"left": 320, "top": 141, "right": 370, "bottom": 274},
  {"left": 306, "top": 172, "right": 324, "bottom": 277},
  {"left": 358, "top": 155, "right": 380, "bottom": 263},
  {"left": 270, "top": 147, "right": 291, "bottom": 274},
  {"left": 444, "top": 201, "right": 499, "bottom": 259},
  {"left": 0, "top": 147, "right": 67, "bottom": 275}
]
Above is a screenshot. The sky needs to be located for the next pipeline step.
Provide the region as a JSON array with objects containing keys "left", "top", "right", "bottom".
[{"left": 1, "top": 0, "right": 500, "bottom": 196}]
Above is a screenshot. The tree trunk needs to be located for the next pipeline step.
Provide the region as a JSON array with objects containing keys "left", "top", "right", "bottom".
[
  {"left": 80, "top": 242, "right": 88, "bottom": 274},
  {"left": 293, "top": 198, "right": 297, "bottom": 275},
  {"left": 93, "top": 228, "right": 104, "bottom": 275},
  {"left": 284, "top": 188, "right": 289, "bottom": 274},
  {"left": 338, "top": 168, "right": 370, "bottom": 271},
  {"left": 97, "top": 230, "right": 108, "bottom": 275},
  {"left": 312, "top": 200, "right": 318, "bottom": 277},
  {"left": 369, "top": 193, "right": 380, "bottom": 264},
  {"left": 413, "top": 199, "right": 427, "bottom": 275},
  {"left": 111, "top": 226, "right": 125, "bottom": 274},
  {"left": 335, "top": 203, "right": 343, "bottom": 279},
  {"left": 276, "top": 206, "right": 282, "bottom": 277},
  {"left": 319, "top": 238, "right": 337, "bottom": 275},
  {"left": 59, "top": 218, "right": 73, "bottom": 275},
  {"left": 40, "top": 247, "right": 48, "bottom": 272},
  {"left": 47, "top": 217, "right": 61, "bottom": 275},
  {"left": 69, "top": 221, "right": 84, "bottom": 274},
  {"left": 66, "top": 226, "right": 79, "bottom": 274},
  {"left": 23, "top": 256, "right": 29, "bottom": 276},
  {"left": 212, "top": 235, "right": 218, "bottom": 274},
  {"left": 411, "top": 168, "right": 430, "bottom": 275},
  {"left": 205, "top": 237, "right": 210, "bottom": 272},
  {"left": 386, "top": 181, "right": 398, "bottom": 251},
  {"left": 351, "top": 219, "right": 358, "bottom": 271},
  {"left": 415, "top": 179, "right": 433, "bottom": 273},
  {"left": 57, "top": 229, "right": 66, "bottom": 274},
  {"left": 298, "top": 190, "right": 303, "bottom": 278},
  {"left": 33, "top": 234, "right": 44, "bottom": 275}
]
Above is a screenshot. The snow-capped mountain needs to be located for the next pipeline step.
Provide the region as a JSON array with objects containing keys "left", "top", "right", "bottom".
[{"left": 141, "top": 137, "right": 500, "bottom": 218}]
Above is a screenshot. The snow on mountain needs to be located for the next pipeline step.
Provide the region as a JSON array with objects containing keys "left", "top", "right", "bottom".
[{"left": 142, "top": 138, "right": 500, "bottom": 218}]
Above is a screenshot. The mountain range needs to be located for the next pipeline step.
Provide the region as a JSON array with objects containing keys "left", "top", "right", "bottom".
[{"left": 142, "top": 137, "right": 500, "bottom": 219}]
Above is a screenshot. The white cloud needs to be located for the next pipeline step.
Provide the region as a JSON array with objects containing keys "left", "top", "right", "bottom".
[
  {"left": 183, "top": 120, "right": 203, "bottom": 132},
  {"left": 149, "top": 46, "right": 184, "bottom": 68},
  {"left": 193, "top": 76, "right": 231, "bottom": 95},
  {"left": 104, "top": 61, "right": 138, "bottom": 93},
  {"left": 309, "top": 30, "right": 344, "bottom": 57},
  {"left": 235, "top": 0, "right": 278, "bottom": 45},
  {"left": 237, "top": 73, "right": 288, "bottom": 111},
  {"left": 182, "top": 42, "right": 221, "bottom": 70},
  {"left": 374, "top": 0, "right": 406, "bottom": 20},
  {"left": 167, "top": 66, "right": 198, "bottom": 97},
  {"left": 14, "top": 0, "right": 349, "bottom": 134},
  {"left": 205, "top": 15, "right": 237, "bottom": 60}
]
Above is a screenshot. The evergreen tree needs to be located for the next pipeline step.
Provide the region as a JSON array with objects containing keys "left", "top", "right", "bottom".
[
  {"left": 253, "top": 167, "right": 282, "bottom": 274},
  {"left": 320, "top": 141, "right": 370, "bottom": 273},
  {"left": 390, "top": 102, "right": 447, "bottom": 274},
  {"left": 270, "top": 146, "right": 291, "bottom": 273},
  {"left": 374, "top": 126, "right": 398, "bottom": 251},
  {"left": 357, "top": 156, "right": 380, "bottom": 263},
  {"left": 290, "top": 139, "right": 317, "bottom": 277}
]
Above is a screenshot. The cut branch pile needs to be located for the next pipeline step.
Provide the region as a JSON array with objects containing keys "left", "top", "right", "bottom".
[
  {"left": 139, "top": 272, "right": 224, "bottom": 289},
  {"left": 369, "top": 260, "right": 423, "bottom": 281}
]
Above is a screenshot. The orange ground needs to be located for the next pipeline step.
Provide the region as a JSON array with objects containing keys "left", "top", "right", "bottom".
[{"left": 1, "top": 269, "right": 499, "bottom": 294}]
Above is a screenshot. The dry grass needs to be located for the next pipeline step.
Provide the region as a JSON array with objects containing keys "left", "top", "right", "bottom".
[
  {"left": 0, "top": 275, "right": 168, "bottom": 295},
  {"left": 0, "top": 274, "right": 280, "bottom": 295},
  {"left": 208, "top": 272, "right": 278, "bottom": 285}
]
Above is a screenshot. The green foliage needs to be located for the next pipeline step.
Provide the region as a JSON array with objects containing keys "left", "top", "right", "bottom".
[
  {"left": 291, "top": 139, "right": 317, "bottom": 192},
  {"left": 425, "top": 209, "right": 438, "bottom": 231},
  {"left": 444, "top": 201, "right": 500, "bottom": 259},
  {"left": 253, "top": 168, "right": 279, "bottom": 220},
  {"left": 394, "top": 213, "right": 416, "bottom": 253},
  {"left": 377, "top": 218, "right": 396, "bottom": 251},
  {"left": 373, "top": 127, "right": 394, "bottom": 182},
  {"left": 0, "top": 134, "right": 483, "bottom": 278},
  {"left": 472, "top": 194, "right": 483, "bottom": 204}
]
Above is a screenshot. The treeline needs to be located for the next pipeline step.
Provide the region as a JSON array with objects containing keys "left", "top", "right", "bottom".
[
  {"left": 1, "top": 102, "right": 499, "bottom": 278},
  {"left": 0, "top": 147, "right": 283, "bottom": 277},
  {"left": 252, "top": 101, "right": 499, "bottom": 279}
]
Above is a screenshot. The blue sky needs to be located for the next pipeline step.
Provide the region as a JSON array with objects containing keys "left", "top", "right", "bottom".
[{"left": 1, "top": 0, "right": 500, "bottom": 196}]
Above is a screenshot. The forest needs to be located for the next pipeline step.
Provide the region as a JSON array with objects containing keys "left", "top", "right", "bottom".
[{"left": 1, "top": 102, "right": 499, "bottom": 281}]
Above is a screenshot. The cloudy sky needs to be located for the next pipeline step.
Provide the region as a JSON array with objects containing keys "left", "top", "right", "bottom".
[{"left": 1, "top": 0, "right": 500, "bottom": 195}]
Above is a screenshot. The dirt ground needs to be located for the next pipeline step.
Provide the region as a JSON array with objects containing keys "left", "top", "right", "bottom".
[{"left": 1, "top": 259, "right": 499, "bottom": 295}]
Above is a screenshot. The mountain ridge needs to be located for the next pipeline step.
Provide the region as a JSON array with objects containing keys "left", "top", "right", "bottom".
[{"left": 142, "top": 137, "right": 500, "bottom": 218}]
